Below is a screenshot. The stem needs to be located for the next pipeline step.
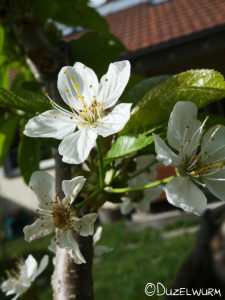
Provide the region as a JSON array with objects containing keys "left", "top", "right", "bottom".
[
  {"left": 105, "top": 175, "right": 175, "bottom": 193},
  {"left": 75, "top": 188, "right": 103, "bottom": 209},
  {"left": 96, "top": 136, "right": 104, "bottom": 188}
]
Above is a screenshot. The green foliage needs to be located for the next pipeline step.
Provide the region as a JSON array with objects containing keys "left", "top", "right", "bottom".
[
  {"left": 69, "top": 32, "right": 126, "bottom": 78},
  {"left": 122, "top": 75, "right": 170, "bottom": 105},
  {"left": 18, "top": 136, "right": 40, "bottom": 184},
  {"left": 106, "top": 134, "right": 154, "bottom": 161},
  {"left": 0, "top": 116, "right": 19, "bottom": 166},
  {"left": 34, "top": 0, "right": 109, "bottom": 33},
  {"left": 0, "top": 87, "right": 51, "bottom": 114},
  {"left": 0, "top": 26, "right": 4, "bottom": 53},
  {"left": 123, "top": 69, "right": 225, "bottom": 134}
]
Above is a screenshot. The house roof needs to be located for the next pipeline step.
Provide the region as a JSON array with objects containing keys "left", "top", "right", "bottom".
[{"left": 105, "top": 0, "right": 225, "bottom": 53}]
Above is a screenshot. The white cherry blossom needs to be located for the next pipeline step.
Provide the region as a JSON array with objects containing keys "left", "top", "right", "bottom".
[
  {"left": 0, "top": 255, "right": 48, "bottom": 300},
  {"left": 24, "top": 61, "right": 132, "bottom": 164},
  {"left": 23, "top": 171, "right": 97, "bottom": 264},
  {"left": 93, "top": 226, "right": 113, "bottom": 256},
  {"left": 120, "top": 155, "right": 162, "bottom": 214},
  {"left": 153, "top": 101, "right": 225, "bottom": 215}
]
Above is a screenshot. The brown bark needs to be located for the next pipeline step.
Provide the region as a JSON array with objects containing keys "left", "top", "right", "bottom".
[{"left": 6, "top": 3, "right": 94, "bottom": 299}]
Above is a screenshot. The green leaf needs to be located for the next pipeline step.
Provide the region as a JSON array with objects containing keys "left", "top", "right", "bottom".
[
  {"left": 106, "top": 134, "right": 154, "bottom": 161},
  {"left": 0, "top": 26, "right": 4, "bottom": 53},
  {"left": 34, "top": 0, "right": 109, "bottom": 33},
  {"left": 122, "top": 75, "right": 170, "bottom": 105},
  {"left": 0, "top": 87, "right": 51, "bottom": 114},
  {"left": 0, "top": 64, "right": 10, "bottom": 88},
  {"left": 0, "top": 116, "right": 19, "bottom": 166},
  {"left": 18, "top": 136, "right": 40, "bottom": 184},
  {"left": 123, "top": 69, "right": 225, "bottom": 134},
  {"left": 69, "top": 32, "right": 126, "bottom": 78}
]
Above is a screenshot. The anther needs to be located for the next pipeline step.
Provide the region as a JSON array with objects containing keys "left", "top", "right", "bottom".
[
  {"left": 49, "top": 111, "right": 52, "bottom": 115},
  {"left": 187, "top": 138, "right": 191, "bottom": 143},
  {"left": 65, "top": 89, "right": 69, "bottom": 93},
  {"left": 70, "top": 116, "right": 73, "bottom": 120},
  {"left": 195, "top": 155, "right": 200, "bottom": 160},
  {"left": 70, "top": 77, "right": 73, "bottom": 80},
  {"left": 43, "top": 194, "right": 47, "bottom": 198},
  {"left": 36, "top": 112, "right": 39, "bottom": 116},
  {"left": 211, "top": 137, "right": 215, "bottom": 141},
  {"left": 191, "top": 171, "right": 197, "bottom": 176},
  {"left": 104, "top": 78, "right": 108, "bottom": 82},
  {"left": 64, "top": 71, "right": 66, "bottom": 74},
  {"left": 89, "top": 85, "right": 92, "bottom": 88},
  {"left": 50, "top": 100, "right": 54, "bottom": 104},
  {"left": 36, "top": 209, "right": 39, "bottom": 212},
  {"left": 180, "top": 145, "right": 184, "bottom": 149},
  {"left": 83, "top": 66, "right": 86, "bottom": 69},
  {"left": 45, "top": 92, "right": 49, "bottom": 96},
  {"left": 208, "top": 155, "right": 212, "bottom": 158},
  {"left": 186, "top": 125, "right": 189, "bottom": 128},
  {"left": 54, "top": 115, "right": 57, "bottom": 119},
  {"left": 203, "top": 184, "right": 207, "bottom": 188},
  {"left": 217, "top": 125, "right": 221, "bottom": 129},
  {"left": 61, "top": 113, "right": 64, "bottom": 117}
]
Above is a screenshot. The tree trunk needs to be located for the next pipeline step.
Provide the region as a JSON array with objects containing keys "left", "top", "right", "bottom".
[{"left": 7, "top": 4, "right": 94, "bottom": 299}]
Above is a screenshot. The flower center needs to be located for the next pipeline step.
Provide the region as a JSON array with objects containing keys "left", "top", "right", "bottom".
[{"left": 52, "top": 204, "right": 71, "bottom": 230}]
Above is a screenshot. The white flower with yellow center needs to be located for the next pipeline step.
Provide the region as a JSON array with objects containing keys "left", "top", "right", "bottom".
[
  {"left": 153, "top": 101, "right": 225, "bottom": 215},
  {"left": 23, "top": 171, "right": 97, "bottom": 264},
  {"left": 0, "top": 255, "right": 48, "bottom": 300},
  {"left": 24, "top": 61, "right": 132, "bottom": 164}
]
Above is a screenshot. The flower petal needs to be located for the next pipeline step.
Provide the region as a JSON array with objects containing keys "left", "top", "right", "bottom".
[
  {"left": 31, "top": 255, "right": 49, "bottom": 281},
  {"left": 25, "top": 255, "right": 38, "bottom": 280},
  {"left": 58, "top": 128, "right": 98, "bottom": 164},
  {"left": 23, "top": 217, "right": 55, "bottom": 242},
  {"left": 94, "top": 245, "right": 113, "bottom": 257},
  {"left": 93, "top": 226, "right": 102, "bottom": 245},
  {"left": 203, "top": 168, "right": 225, "bottom": 201},
  {"left": 29, "top": 171, "right": 54, "bottom": 210},
  {"left": 200, "top": 125, "right": 225, "bottom": 164},
  {"left": 24, "top": 110, "right": 76, "bottom": 139},
  {"left": 167, "top": 101, "right": 199, "bottom": 150},
  {"left": 62, "top": 176, "right": 86, "bottom": 205},
  {"left": 97, "top": 103, "right": 132, "bottom": 137},
  {"left": 152, "top": 133, "right": 180, "bottom": 166},
  {"left": 120, "top": 197, "right": 135, "bottom": 215},
  {"left": 164, "top": 176, "right": 207, "bottom": 215},
  {"left": 58, "top": 64, "right": 99, "bottom": 108},
  {"left": 73, "top": 213, "right": 97, "bottom": 236},
  {"left": 98, "top": 61, "right": 131, "bottom": 109},
  {"left": 58, "top": 230, "right": 86, "bottom": 264}
]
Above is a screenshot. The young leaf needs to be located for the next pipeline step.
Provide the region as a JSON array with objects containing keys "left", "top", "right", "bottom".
[
  {"left": 106, "top": 134, "right": 154, "bottom": 161},
  {"left": 0, "top": 116, "right": 19, "bottom": 166},
  {"left": 18, "top": 136, "right": 40, "bottom": 184},
  {"left": 122, "top": 75, "right": 170, "bottom": 105},
  {"left": 123, "top": 69, "right": 225, "bottom": 134},
  {"left": 0, "top": 87, "right": 51, "bottom": 114}
]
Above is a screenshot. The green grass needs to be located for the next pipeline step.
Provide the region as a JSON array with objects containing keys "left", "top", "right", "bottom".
[{"left": 0, "top": 221, "right": 195, "bottom": 300}]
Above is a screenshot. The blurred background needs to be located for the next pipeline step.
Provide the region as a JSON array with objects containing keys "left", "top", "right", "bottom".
[{"left": 1, "top": 0, "right": 225, "bottom": 299}]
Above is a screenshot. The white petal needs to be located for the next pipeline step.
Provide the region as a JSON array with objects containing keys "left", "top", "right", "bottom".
[
  {"left": 23, "top": 217, "right": 55, "bottom": 242},
  {"left": 120, "top": 197, "right": 135, "bottom": 215},
  {"left": 152, "top": 134, "right": 180, "bottom": 166},
  {"left": 59, "top": 128, "right": 98, "bottom": 164},
  {"left": 1, "top": 279, "right": 16, "bottom": 294},
  {"left": 200, "top": 125, "right": 225, "bottom": 164},
  {"left": 58, "top": 64, "right": 99, "bottom": 108},
  {"left": 73, "top": 213, "right": 97, "bottom": 236},
  {"left": 24, "top": 110, "right": 76, "bottom": 139},
  {"left": 25, "top": 255, "right": 37, "bottom": 280},
  {"left": 98, "top": 61, "right": 131, "bottom": 109},
  {"left": 31, "top": 255, "right": 49, "bottom": 281},
  {"left": 167, "top": 101, "right": 199, "bottom": 150},
  {"left": 164, "top": 176, "right": 207, "bottom": 215},
  {"left": 58, "top": 230, "right": 86, "bottom": 264},
  {"left": 62, "top": 176, "right": 86, "bottom": 205},
  {"left": 203, "top": 168, "right": 225, "bottom": 201},
  {"left": 93, "top": 226, "right": 102, "bottom": 245},
  {"left": 97, "top": 103, "right": 132, "bottom": 137},
  {"left": 94, "top": 245, "right": 113, "bottom": 257},
  {"left": 29, "top": 171, "right": 54, "bottom": 210}
]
